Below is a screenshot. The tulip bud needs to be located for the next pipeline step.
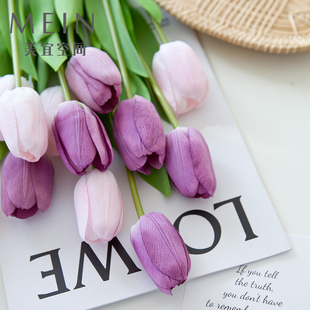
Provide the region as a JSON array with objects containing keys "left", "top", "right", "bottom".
[
  {"left": 152, "top": 41, "right": 209, "bottom": 117},
  {"left": 165, "top": 127, "right": 216, "bottom": 198},
  {"left": 0, "top": 87, "right": 48, "bottom": 162},
  {"left": 131, "top": 212, "right": 191, "bottom": 295},
  {"left": 0, "top": 74, "right": 33, "bottom": 97},
  {"left": 65, "top": 47, "right": 122, "bottom": 114},
  {"left": 1, "top": 153, "right": 54, "bottom": 219},
  {"left": 40, "top": 86, "right": 65, "bottom": 157},
  {"left": 113, "top": 95, "right": 166, "bottom": 175},
  {"left": 74, "top": 169, "right": 123, "bottom": 244},
  {"left": 53, "top": 100, "right": 113, "bottom": 175}
]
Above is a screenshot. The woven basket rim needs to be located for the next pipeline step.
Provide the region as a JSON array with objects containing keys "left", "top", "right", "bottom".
[{"left": 155, "top": 0, "right": 310, "bottom": 54}]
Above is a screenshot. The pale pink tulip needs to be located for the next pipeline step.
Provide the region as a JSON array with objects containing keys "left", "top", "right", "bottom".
[
  {"left": 0, "top": 87, "right": 48, "bottom": 162},
  {"left": 40, "top": 86, "right": 65, "bottom": 157},
  {"left": 74, "top": 169, "right": 123, "bottom": 244},
  {"left": 0, "top": 74, "right": 33, "bottom": 97},
  {"left": 152, "top": 41, "right": 209, "bottom": 117}
]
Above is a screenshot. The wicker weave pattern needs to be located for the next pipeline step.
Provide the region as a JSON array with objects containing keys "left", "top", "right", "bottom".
[{"left": 155, "top": 0, "right": 310, "bottom": 53}]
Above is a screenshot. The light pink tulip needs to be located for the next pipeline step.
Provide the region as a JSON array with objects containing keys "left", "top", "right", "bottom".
[
  {"left": 0, "top": 74, "right": 33, "bottom": 97},
  {"left": 0, "top": 87, "right": 48, "bottom": 162},
  {"left": 152, "top": 41, "right": 209, "bottom": 117},
  {"left": 74, "top": 169, "right": 123, "bottom": 244},
  {"left": 40, "top": 86, "right": 65, "bottom": 157}
]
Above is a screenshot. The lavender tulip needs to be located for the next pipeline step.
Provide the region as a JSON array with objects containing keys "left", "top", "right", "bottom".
[
  {"left": 52, "top": 100, "right": 113, "bottom": 175},
  {"left": 152, "top": 41, "right": 209, "bottom": 117},
  {"left": 65, "top": 47, "right": 122, "bottom": 114},
  {"left": 113, "top": 95, "right": 165, "bottom": 175},
  {"left": 74, "top": 169, "right": 123, "bottom": 244},
  {"left": 1, "top": 153, "right": 54, "bottom": 219},
  {"left": 165, "top": 127, "right": 216, "bottom": 198},
  {"left": 0, "top": 87, "right": 48, "bottom": 162},
  {"left": 131, "top": 212, "right": 191, "bottom": 295}
]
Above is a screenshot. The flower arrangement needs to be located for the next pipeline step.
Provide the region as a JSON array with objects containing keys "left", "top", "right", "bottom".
[{"left": 0, "top": 0, "right": 216, "bottom": 295}]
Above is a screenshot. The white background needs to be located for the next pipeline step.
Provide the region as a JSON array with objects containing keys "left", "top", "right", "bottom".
[{"left": 1, "top": 13, "right": 310, "bottom": 310}]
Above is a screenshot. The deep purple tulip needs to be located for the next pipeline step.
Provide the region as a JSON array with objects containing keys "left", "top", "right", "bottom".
[
  {"left": 52, "top": 100, "right": 113, "bottom": 175},
  {"left": 113, "top": 95, "right": 165, "bottom": 175},
  {"left": 131, "top": 212, "right": 191, "bottom": 295},
  {"left": 65, "top": 47, "right": 122, "bottom": 114},
  {"left": 1, "top": 153, "right": 54, "bottom": 219},
  {"left": 165, "top": 127, "right": 216, "bottom": 198}
]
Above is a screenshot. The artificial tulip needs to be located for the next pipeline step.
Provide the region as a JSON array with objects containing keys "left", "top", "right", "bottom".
[
  {"left": 0, "top": 87, "right": 48, "bottom": 162},
  {"left": 152, "top": 41, "right": 209, "bottom": 117},
  {"left": 53, "top": 100, "right": 113, "bottom": 175},
  {"left": 1, "top": 153, "right": 54, "bottom": 219},
  {"left": 74, "top": 169, "right": 123, "bottom": 243},
  {"left": 0, "top": 74, "right": 33, "bottom": 97},
  {"left": 113, "top": 95, "right": 165, "bottom": 175},
  {"left": 131, "top": 212, "right": 191, "bottom": 295},
  {"left": 165, "top": 127, "right": 216, "bottom": 198},
  {"left": 40, "top": 86, "right": 65, "bottom": 157},
  {"left": 65, "top": 47, "right": 122, "bottom": 114}
]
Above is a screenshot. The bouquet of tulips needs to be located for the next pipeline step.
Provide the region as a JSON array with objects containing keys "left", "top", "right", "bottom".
[{"left": 0, "top": 0, "right": 216, "bottom": 295}]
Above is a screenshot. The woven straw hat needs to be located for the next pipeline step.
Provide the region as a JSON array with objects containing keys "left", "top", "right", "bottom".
[{"left": 155, "top": 0, "right": 310, "bottom": 53}]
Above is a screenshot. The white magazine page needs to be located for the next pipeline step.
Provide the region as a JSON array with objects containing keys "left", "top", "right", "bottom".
[{"left": 0, "top": 11, "right": 290, "bottom": 310}]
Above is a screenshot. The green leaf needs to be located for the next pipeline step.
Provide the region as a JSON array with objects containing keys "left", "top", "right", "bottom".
[
  {"left": 0, "top": 0, "right": 13, "bottom": 53},
  {"left": 0, "top": 141, "right": 9, "bottom": 161},
  {"left": 129, "top": 71, "right": 150, "bottom": 101},
  {"left": 0, "top": 32, "right": 13, "bottom": 75},
  {"left": 37, "top": 55, "right": 50, "bottom": 93},
  {"left": 133, "top": 0, "right": 162, "bottom": 23},
  {"left": 54, "top": 0, "right": 84, "bottom": 27},
  {"left": 119, "top": 0, "right": 137, "bottom": 49},
  {"left": 138, "top": 165, "right": 171, "bottom": 197},
  {"left": 130, "top": 6, "right": 159, "bottom": 69},
  {"left": 29, "top": 0, "right": 59, "bottom": 42},
  {"left": 36, "top": 32, "right": 67, "bottom": 71},
  {"left": 85, "top": 0, "right": 116, "bottom": 58},
  {"left": 110, "top": 0, "right": 148, "bottom": 77},
  {"left": 98, "top": 113, "right": 117, "bottom": 150}
]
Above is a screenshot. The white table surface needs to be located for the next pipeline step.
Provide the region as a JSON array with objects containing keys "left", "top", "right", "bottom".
[{"left": 1, "top": 32, "right": 310, "bottom": 310}]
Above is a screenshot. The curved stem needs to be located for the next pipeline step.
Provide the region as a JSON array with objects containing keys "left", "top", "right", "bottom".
[
  {"left": 57, "top": 64, "right": 71, "bottom": 101},
  {"left": 139, "top": 52, "right": 179, "bottom": 129},
  {"left": 126, "top": 168, "right": 144, "bottom": 218},
  {"left": 149, "top": 14, "right": 168, "bottom": 44},
  {"left": 102, "top": 0, "right": 132, "bottom": 99},
  {"left": 67, "top": 23, "right": 75, "bottom": 56},
  {"left": 8, "top": 0, "right": 21, "bottom": 87}
]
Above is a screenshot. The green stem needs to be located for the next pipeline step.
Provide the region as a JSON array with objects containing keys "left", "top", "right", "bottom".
[
  {"left": 102, "top": 0, "right": 132, "bottom": 99},
  {"left": 139, "top": 52, "right": 179, "bottom": 128},
  {"left": 103, "top": 0, "right": 144, "bottom": 218},
  {"left": 8, "top": 0, "right": 21, "bottom": 87},
  {"left": 126, "top": 168, "right": 144, "bottom": 218},
  {"left": 149, "top": 14, "right": 168, "bottom": 44},
  {"left": 57, "top": 64, "right": 71, "bottom": 101},
  {"left": 67, "top": 23, "right": 75, "bottom": 55}
]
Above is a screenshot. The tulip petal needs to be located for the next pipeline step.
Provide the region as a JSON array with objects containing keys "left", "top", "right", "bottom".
[
  {"left": 31, "top": 155, "right": 54, "bottom": 212},
  {"left": 165, "top": 128, "right": 199, "bottom": 197},
  {"left": 83, "top": 104, "right": 113, "bottom": 171},
  {"left": 188, "top": 128, "right": 216, "bottom": 198}
]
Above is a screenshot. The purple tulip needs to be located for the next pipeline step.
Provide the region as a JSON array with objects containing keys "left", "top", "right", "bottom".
[
  {"left": 131, "top": 212, "right": 191, "bottom": 295},
  {"left": 65, "top": 47, "right": 122, "bottom": 114},
  {"left": 52, "top": 100, "right": 113, "bottom": 175},
  {"left": 152, "top": 41, "right": 209, "bottom": 117},
  {"left": 165, "top": 127, "right": 216, "bottom": 198},
  {"left": 1, "top": 153, "right": 54, "bottom": 219},
  {"left": 74, "top": 169, "right": 123, "bottom": 244},
  {"left": 113, "top": 95, "right": 165, "bottom": 175}
]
